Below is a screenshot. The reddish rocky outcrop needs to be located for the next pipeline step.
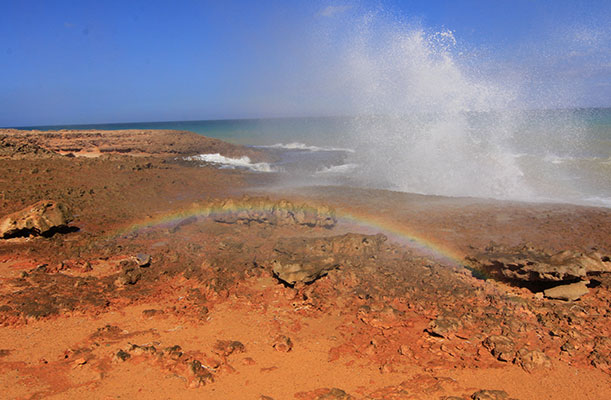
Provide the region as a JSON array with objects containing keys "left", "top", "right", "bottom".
[{"left": 212, "top": 197, "right": 336, "bottom": 228}]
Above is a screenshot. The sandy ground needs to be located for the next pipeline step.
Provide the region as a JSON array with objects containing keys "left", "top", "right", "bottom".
[{"left": 0, "top": 129, "right": 609, "bottom": 399}]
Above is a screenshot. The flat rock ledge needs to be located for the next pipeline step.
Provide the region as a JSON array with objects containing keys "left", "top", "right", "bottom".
[{"left": 466, "top": 243, "right": 610, "bottom": 283}]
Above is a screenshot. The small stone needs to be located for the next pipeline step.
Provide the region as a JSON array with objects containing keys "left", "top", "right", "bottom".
[
  {"left": 242, "top": 357, "right": 256, "bottom": 365},
  {"left": 213, "top": 340, "right": 246, "bottom": 357},
  {"left": 272, "top": 335, "right": 293, "bottom": 352},
  {"left": 134, "top": 253, "right": 151, "bottom": 267},
  {"left": 142, "top": 309, "right": 164, "bottom": 318},
  {"left": 73, "top": 357, "right": 87, "bottom": 367},
  {"left": 115, "top": 350, "right": 131, "bottom": 362}
]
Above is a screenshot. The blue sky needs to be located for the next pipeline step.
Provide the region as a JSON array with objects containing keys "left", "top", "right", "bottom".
[{"left": 1, "top": 0, "right": 609, "bottom": 127}]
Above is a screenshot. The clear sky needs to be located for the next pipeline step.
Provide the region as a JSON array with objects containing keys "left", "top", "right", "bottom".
[{"left": 1, "top": 0, "right": 609, "bottom": 127}]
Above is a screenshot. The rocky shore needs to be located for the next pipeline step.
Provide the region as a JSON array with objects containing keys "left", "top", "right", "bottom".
[{"left": 0, "top": 129, "right": 609, "bottom": 399}]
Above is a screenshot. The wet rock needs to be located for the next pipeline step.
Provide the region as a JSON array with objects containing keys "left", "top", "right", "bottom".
[
  {"left": 270, "top": 233, "right": 386, "bottom": 285},
  {"left": 467, "top": 244, "right": 611, "bottom": 284},
  {"left": 514, "top": 348, "right": 551, "bottom": 372},
  {"left": 272, "top": 335, "right": 293, "bottom": 352},
  {"left": 0, "top": 200, "right": 73, "bottom": 238},
  {"left": 471, "top": 390, "right": 511, "bottom": 400},
  {"left": 483, "top": 335, "right": 515, "bottom": 362},
  {"left": 543, "top": 280, "right": 589, "bottom": 301}
]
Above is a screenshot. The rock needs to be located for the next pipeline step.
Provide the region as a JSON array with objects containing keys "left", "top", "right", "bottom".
[
  {"left": 543, "top": 280, "right": 589, "bottom": 301},
  {"left": 483, "top": 335, "right": 515, "bottom": 362},
  {"left": 212, "top": 197, "right": 336, "bottom": 228},
  {"left": 213, "top": 340, "right": 245, "bottom": 357},
  {"left": 114, "top": 350, "right": 131, "bottom": 362},
  {"left": 115, "top": 268, "right": 141, "bottom": 286},
  {"left": 471, "top": 390, "right": 510, "bottom": 400},
  {"left": 514, "top": 348, "right": 551, "bottom": 372},
  {"left": 315, "top": 388, "right": 354, "bottom": 400},
  {"left": 0, "top": 200, "right": 73, "bottom": 238},
  {"left": 297, "top": 388, "right": 355, "bottom": 400},
  {"left": 134, "top": 253, "right": 151, "bottom": 267},
  {"left": 426, "top": 316, "right": 461, "bottom": 338},
  {"left": 466, "top": 245, "right": 611, "bottom": 283},
  {"left": 142, "top": 309, "right": 164, "bottom": 318},
  {"left": 272, "top": 335, "right": 293, "bottom": 352},
  {"left": 270, "top": 233, "right": 386, "bottom": 285}
]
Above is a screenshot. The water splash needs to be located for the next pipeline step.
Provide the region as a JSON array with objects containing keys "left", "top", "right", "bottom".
[{"left": 322, "top": 12, "right": 531, "bottom": 199}]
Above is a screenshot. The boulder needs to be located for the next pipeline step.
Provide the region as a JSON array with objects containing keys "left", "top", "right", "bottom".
[
  {"left": 0, "top": 200, "right": 73, "bottom": 238},
  {"left": 543, "top": 280, "right": 589, "bottom": 301},
  {"left": 270, "top": 233, "right": 386, "bottom": 285}
]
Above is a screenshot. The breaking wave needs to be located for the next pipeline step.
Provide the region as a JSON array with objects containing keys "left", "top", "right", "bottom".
[{"left": 186, "top": 153, "right": 275, "bottom": 172}]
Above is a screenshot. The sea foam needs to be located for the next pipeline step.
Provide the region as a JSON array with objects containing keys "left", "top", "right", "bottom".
[{"left": 256, "top": 142, "right": 355, "bottom": 153}]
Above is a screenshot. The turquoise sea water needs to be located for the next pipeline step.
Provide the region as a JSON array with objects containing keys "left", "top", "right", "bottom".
[{"left": 11, "top": 108, "right": 611, "bottom": 207}]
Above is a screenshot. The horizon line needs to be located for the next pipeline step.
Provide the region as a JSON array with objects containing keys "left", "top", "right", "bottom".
[{"left": 4, "top": 106, "right": 611, "bottom": 130}]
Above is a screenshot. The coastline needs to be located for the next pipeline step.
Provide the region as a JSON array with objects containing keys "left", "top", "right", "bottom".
[{"left": 0, "top": 129, "right": 609, "bottom": 399}]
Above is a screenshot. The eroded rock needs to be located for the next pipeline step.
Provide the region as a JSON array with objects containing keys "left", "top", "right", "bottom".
[
  {"left": 269, "top": 233, "right": 386, "bottom": 285},
  {"left": 212, "top": 197, "right": 336, "bottom": 228},
  {"left": 0, "top": 200, "right": 73, "bottom": 238},
  {"left": 466, "top": 244, "right": 610, "bottom": 284}
]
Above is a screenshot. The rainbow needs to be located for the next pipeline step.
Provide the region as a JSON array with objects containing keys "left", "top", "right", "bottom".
[{"left": 108, "top": 198, "right": 466, "bottom": 266}]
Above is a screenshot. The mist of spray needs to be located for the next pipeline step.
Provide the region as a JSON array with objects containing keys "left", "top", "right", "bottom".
[{"left": 299, "top": 7, "right": 606, "bottom": 203}]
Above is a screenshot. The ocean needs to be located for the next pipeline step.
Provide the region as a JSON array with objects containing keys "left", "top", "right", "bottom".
[{"left": 13, "top": 108, "right": 611, "bottom": 207}]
